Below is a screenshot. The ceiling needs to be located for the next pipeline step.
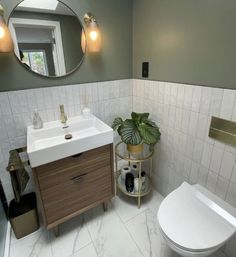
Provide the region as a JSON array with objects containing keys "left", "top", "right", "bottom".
[{"left": 15, "top": 1, "right": 75, "bottom": 16}]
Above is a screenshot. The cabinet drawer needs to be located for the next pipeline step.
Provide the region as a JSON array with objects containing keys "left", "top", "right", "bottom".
[
  {"left": 41, "top": 165, "right": 112, "bottom": 224},
  {"left": 35, "top": 145, "right": 111, "bottom": 191},
  {"left": 32, "top": 144, "right": 114, "bottom": 229}
]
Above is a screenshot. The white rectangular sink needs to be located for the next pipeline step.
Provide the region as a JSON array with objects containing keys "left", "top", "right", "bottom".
[{"left": 27, "top": 115, "right": 113, "bottom": 167}]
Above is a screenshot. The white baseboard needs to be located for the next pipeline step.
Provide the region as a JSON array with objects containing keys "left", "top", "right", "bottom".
[{"left": 4, "top": 222, "right": 11, "bottom": 257}]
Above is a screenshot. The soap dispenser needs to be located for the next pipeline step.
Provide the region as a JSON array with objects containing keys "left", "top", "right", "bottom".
[{"left": 33, "top": 109, "right": 43, "bottom": 129}]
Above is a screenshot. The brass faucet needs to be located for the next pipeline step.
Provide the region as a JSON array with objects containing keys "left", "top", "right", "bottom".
[{"left": 60, "top": 105, "right": 68, "bottom": 125}]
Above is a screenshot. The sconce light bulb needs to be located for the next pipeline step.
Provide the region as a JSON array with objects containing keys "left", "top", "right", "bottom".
[
  {"left": 0, "top": 6, "right": 14, "bottom": 53},
  {"left": 89, "top": 31, "right": 98, "bottom": 41},
  {"left": 0, "top": 26, "right": 5, "bottom": 38}
]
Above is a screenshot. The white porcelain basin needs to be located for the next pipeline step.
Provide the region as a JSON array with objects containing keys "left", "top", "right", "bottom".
[{"left": 27, "top": 115, "right": 113, "bottom": 167}]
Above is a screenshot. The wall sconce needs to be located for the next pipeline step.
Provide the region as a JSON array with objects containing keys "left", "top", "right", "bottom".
[
  {"left": 82, "top": 13, "right": 101, "bottom": 53},
  {"left": 0, "top": 5, "right": 13, "bottom": 53}
]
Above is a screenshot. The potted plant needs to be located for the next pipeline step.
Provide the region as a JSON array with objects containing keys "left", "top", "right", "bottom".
[{"left": 112, "top": 112, "right": 161, "bottom": 153}]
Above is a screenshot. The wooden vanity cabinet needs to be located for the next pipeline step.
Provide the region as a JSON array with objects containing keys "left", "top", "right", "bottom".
[{"left": 32, "top": 144, "right": 114, "bottom": 233}]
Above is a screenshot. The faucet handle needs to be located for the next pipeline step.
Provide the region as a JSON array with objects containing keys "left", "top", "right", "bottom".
[
  {"left": 60, "top": 104, "right": 68, "bottom": 124},
  {"left": 64, "top": 114, "right": 68, "bottom": 123},
  {"left": 60, "top": 104, "right": 64, "bottom": 113}
]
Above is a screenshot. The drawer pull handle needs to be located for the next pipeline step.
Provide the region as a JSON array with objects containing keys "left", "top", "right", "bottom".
[{"left": 71, "top": 173, "right": 87, "bottom": 182}]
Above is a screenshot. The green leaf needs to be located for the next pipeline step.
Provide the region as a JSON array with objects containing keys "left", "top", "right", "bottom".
[
  {"left": 138, "top": 123, "right": 161, "bottom": 145},
  {"left": 119, "top": 120, "right": 142, "bottom": 145},
  {"left": 131, "top": 112, "right": 149, "bottom": 123},
  {"left": 144, "top": 119, "right": 158, "bottom": 128},
  {"left": 112, "top": 117, "right": 123, "bottom": 131}
]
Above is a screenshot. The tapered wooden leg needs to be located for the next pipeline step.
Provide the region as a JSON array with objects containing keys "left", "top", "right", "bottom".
[
  {"left": 53, "top": 225, "right": 59, "bottom": 237},
  {"left": 103, "top": 202, "right": 108, "bottom": 212}
]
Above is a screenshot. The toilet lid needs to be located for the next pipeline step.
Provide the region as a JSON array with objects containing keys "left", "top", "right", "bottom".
[{"left": 158, "top": 182, "right": 236, "bottom": 251}]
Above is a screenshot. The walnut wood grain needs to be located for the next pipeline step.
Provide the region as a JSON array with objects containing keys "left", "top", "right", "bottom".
[{"left": 33, "top": 144, "right": 114, "bottom": 230}]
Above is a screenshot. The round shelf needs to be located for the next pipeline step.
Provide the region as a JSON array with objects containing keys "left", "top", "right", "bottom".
[
  {"left": 117, "top": 172, "right": 152, "bottom": 198},
  {"left": 115, "top": 142, "right": 154, "bottom": 162}
]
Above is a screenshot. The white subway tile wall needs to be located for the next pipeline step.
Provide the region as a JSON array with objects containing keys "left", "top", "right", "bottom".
[
  {"left": 133, "top": 79, "right": 236, "bottom": 206},
  {"left": 1, "top": 79, "right": 236, "bottom": 256},
  {"left": 0, "top": 80, "right": 133, "bottom": 203},
  {"left": 133, "top": 79, "right": 236, "bottom": 257}
]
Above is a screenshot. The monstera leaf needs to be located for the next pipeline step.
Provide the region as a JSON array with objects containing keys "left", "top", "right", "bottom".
[
  {"left": 138, "top": 123, "right": 161, "bottom": 145},
  {"left": 131, "top": 112, "right": 149, "bottom": 123},
  {"left": 119, "top": 120, "right": 142, "bottom": 145},
  {"left": 112, "top": 117, "right": 123, "bottom": 131}
]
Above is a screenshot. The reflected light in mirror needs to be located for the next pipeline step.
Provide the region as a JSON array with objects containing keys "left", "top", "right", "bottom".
[
  {"left": 19, "top": 0, "right": 58, "bottom": 11},
  {"left": 0, "top": 5, "right": 13, "bottom": 52},
  {"left": 0, "top": 26, "right": 5, "bottom": 38},
  {"left": 81, "top": 30, "right": 86, "bottom": 53}
]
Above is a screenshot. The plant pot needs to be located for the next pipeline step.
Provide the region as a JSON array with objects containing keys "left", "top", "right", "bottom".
[
  {"left": 127, "top": 143, "right": 144, "bottom": 154},
  {"left": 8, "top": 192, "right": 39, "bottom": 239}
]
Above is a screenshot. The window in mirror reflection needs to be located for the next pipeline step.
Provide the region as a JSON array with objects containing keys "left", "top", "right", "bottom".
[{"left": 22, "top": 50, "right": 49, "bottom": 76}]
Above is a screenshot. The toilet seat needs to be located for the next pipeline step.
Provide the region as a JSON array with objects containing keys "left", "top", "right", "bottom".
[
  {"left": 159, "top": 226, "right": 220, "bottom": 254},
  {"left": 157, "top": 182, "right": 236, "bottom": 253},
  {"left": 158, "top": 228, "right": 218, "bottom": 257}
]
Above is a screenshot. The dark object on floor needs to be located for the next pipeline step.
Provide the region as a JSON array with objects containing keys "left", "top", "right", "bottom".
[
  {"left": 8, "top": 192, "right": 39, "bottom": 239},
  {"left": 125, "top": 172, "right": 134, "bottom": 192}
]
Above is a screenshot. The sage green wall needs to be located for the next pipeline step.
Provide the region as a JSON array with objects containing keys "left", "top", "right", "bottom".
[
  {"left": 3, "top": 0, "right": 235, "bottom": 91},
  {"left": 0, "top": 0, "right": 133, "bottom": 91},
  {"left": 133, "top": 0, "right": 236, "bottom": 89}
]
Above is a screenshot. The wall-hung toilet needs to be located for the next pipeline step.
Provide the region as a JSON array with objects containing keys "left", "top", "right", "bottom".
[{"left": 157, "top": 182, "right": 236, "bottom": 257}]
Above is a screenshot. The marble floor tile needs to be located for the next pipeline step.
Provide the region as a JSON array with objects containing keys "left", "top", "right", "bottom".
[
  {"left": 85, "top": 203, "right": 144, "bottom": 257},
  {"left": 112, "top": 190, "right": 163, "bottom": 223},
  {"left": 213, "top": 252, "right": 229, "bottom": 257},
  {"left": 72, "top": 243, "right": 98, "bottom": 257},
  {"left": 125, "top": 208, "right": 226, "bottom": 257},
  {"left": 125, "top": 208, "right": 180, "bottom": 257},
  {"left": 10, "top": 228, "right": 36, "bottom": 246},
  {"left": 10, "top": 228, "right": 52, "bottom": 257},
  {"left": 50, "top": 214, "right": 91, "bottom": 257},
  {"left": 9, "top": 189, "right": 228, "bottom": 257}
]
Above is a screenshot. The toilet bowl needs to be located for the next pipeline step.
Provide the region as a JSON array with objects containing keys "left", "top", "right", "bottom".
[{"left": 157, "top": 182, "right": 236, "bottom": 257}]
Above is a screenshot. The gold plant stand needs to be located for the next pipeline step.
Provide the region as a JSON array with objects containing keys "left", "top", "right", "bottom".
[{"left": 115, "top": 142, "right": 154, "bottom": 208}]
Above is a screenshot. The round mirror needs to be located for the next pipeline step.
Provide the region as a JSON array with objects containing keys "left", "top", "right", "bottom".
[{"left": 8, "top": 0, "right": 85, "bottom": 78}]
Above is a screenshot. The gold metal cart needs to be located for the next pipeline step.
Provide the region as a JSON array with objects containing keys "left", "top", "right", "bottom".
[{"left": 115, "top": 142, "right": 154, "bottom": 208}]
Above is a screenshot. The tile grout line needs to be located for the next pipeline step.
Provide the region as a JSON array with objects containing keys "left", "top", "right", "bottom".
[
  {"left": 84, "top": 214, "right": 100, "bottom": 257},
  {"left": 123, "top": 221, "right": 146, "bottom": 257},
  {"left": 65, "top": 242, "right": 94, "bottom": 257},
  {"left": 110, "top": 197, "right": 148, "bottom": 225},
  {"left": 110, "top": 199, "right": 146, "bottom": 257}
]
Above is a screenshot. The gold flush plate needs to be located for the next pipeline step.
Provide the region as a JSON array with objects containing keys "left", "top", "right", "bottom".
[{"left": 209, "top": 116, "right": 236, "bottom": 147}]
